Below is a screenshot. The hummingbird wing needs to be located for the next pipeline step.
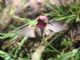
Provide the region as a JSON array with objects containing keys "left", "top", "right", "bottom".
[
  {"left": 47, "top": 21, "right": 67, "bottom": 32},
  {"left": 44, "top": 21, "right": 68, "bottom": 35},
  {"left": 19, "top": 26, "right": 35, "bottom": 38}
]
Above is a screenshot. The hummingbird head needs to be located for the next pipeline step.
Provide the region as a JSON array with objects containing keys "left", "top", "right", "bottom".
[
  {"left": 36, "top": 15, "right": 48, "bottom": 36},
  {"left": 36, "top": 15, "right": 48, "bottom": 29}
]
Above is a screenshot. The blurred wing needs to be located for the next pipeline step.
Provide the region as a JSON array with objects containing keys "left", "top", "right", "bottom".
[
  {"left": 19, "top": 26, "right": 35, "bottom": 38},
  {"left": 44, "top": 21, "right": 68, "bottom": 35}
]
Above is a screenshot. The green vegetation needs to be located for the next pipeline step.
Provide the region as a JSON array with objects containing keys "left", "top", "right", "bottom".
[{"left": 0, "top": 0, "right": 80, "bottom": 60}]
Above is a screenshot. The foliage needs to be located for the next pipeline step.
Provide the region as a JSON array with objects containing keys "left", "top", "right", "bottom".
[
  {"left": 46, "top": 2, "right": 80, "bottom": 23},
  {"left": 0, "top": 0, "right": 80, "bottom": 60}
]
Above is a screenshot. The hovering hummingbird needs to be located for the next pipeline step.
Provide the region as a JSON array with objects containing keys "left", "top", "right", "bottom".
[{"left": 19, "top": 15, "right": 68, "bottom": 38}]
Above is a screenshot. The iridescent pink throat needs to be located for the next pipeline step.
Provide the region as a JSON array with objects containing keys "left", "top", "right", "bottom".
[{"left": 37, "top": 19, "right": 47, "bottom": 29}]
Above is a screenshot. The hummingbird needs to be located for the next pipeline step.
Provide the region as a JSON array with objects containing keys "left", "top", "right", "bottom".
[{"left": 19, "top": 15, "right": 68, "bottom": 38}]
